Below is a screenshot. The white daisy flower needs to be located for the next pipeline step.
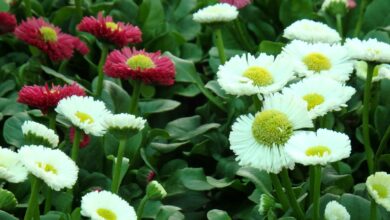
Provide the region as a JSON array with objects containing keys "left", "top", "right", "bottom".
[
  {"left": 366, "top": 172, "right": 390, "bottom": 211},
  {"left": 324, "top": 201, "right": 350, "bottom": 220},
  {"left": 355, "top": 61, "right": 390, "bottom": 82},
  {"left": 18, "top": 145, "right": 79, "bottom": 191},
  {"left": 22, "top": 120, "right": 59, "bottom": 148},
  {"left": 345, "top": 38, "right": 390, "bottom": 63},
  {"left": 0, "top": 147, "right": 28, "bottom": 183},
  {"left": 193, "top": 3, "right": 238, "bottom": 24},
  {"left": 321, "top": 0, "right": 348, "bottom": 11},
  {"left": 104, "top": 113, "right": 146, "bottom": 131},
  {"left": 282, "top": 76, "right": 355, "bottom": 119},
  {"left": 285, "top": 129, "right": 351, "bottom": 166},
  {"left": 81, "top": 190, "right": 137, "bottom": 220},
  {"left": 282, "top": 40, "right": 353, "bottom": 82},
  {"left": 283, "top": 19, "right": 341, "bottom": 43},
  {"left": 217, "top": 53, "right": 295, "bottom": 96},
  {"left": 229, "top": 93, "right": 313, "bottom": 173},
  {"left": 55, "top": 95, "right": 111, "bottom": 136}
]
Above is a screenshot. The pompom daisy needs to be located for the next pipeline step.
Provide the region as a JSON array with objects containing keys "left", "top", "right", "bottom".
[
  {"left": 282, "top": 76, "right": 355, "bottom": 118},
  {"left": 0, "top": 12, "right": 17, "bottom": 35},
  {"left": 217, "top": 53, "right": 294, "bottom": 96},
  {"left": 104, "top": 113, "right": 146, "bottom": 139},
  {"left": 77, "top": 12, "right": 142, "bottom": 47},
  {"left": 193, "top": 3, "right": 238, "bottom": 24},
  {"left": 69, "top": 127, "right": 90, "bottom": 148},
  {"left": 18, "top": 145, "right": 78, "bottom": 191},
  {"left": 146, "top": 180, "right": 167, "bottom": 200},
  {"left": 219, "top": 0, "right": 251, "bottom": 9},
  {"left": 14, "top": 17, "right": 89, "bottom": 61},
  {"left": 366, "top": 172, "right": 390, "bottom": 211},
  {"left": 282, "top": 40, "right": 353, "bottom": 82},
  {"left": 355, "top": 61, "right": 390, "bottom": 82},
  {"left": 345, "top": 38, "right": 390, "bottom": 63},
  {"left": 104, "top": 47, "right": 175, "bottom": 85},
  {"left": 0, "top": 147, "right": 28, "bottom": 183},
  {"left": 55, "top": 96, "right": 111, "bottom": 136},
  {"left": 22, "top": 121, "right": 59, "bottom": 148},
  {"left": 324, "top": 201, "right": 350, "bottom": 220},
  {"left": 283, "top": 19, "right": 341, "bottom": 44},
  {"left": 321, "top": 0, "right": 348, "bottom": 15},
  {"left": 81, "top": 190, "right": 137, "bottom": 220},
  {"left": 229, "top": 93, "right": 313, "bottom": 173}
]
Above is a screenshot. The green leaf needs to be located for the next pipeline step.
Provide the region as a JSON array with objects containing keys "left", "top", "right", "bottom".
[
  {"left": 139, "top": 99, "right": 180, "bottom": 115},
  {"left": 259, "top": 41, "right": 285, "bottom": 55},
  {"left": 0, "top": 80, "right": 15, "bottom": 97},
  {"left": 71, "top": 208, "right": 81, "bottom": 220},
  {"left": 207, "top": 209, "right": 232, "bottom": 220},
  {"left": 150, "top": 141, "right": 189, "bottom": 153},
  {"left": 52, "top": 191, "right": 73, "bottom": 212},
  {"left": 0, "top": 211, "right": 18, "bottom": 220},
  {"left": 155, "top": 205, "right": 185, "bottom": 220},
  {"left": 0, "top": 0, "right": 9, "bottom": 11},
  {"left": 339, "top": 194, "right": 370, "bottom": 220},
  {"left": 0, "top": 98, "right": 28, "bottom": 116},
  {"left": 3, "top": 112, "right": 31, "bottom": 147},
  {"left": 363, "top": 0, "right": 390, "bottom": 32},
  {"left": 236, "top": 167, "right": 272, "bottom": 196},
  {"left": 180, "top": 168, "right": 214, "bottom": 191},
  {"left": 93, "top": 79, "right": 131, "bottom": 113},
  {"left": 279, "top": 0, "right": 314, "bottom": 26},
  {"left": 137, "top": 0, "right": 166, "bottom": 41},
  {"left": 0, "top": 189, "right": 17, "bottom": 211}
]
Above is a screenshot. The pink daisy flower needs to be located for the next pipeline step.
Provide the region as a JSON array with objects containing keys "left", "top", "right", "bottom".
[
  {"left": 220, "top": 0, "right": 251, "bottom": 9},
  {"left": 0, "top": 12, "right": 17, "bottom": 34}
]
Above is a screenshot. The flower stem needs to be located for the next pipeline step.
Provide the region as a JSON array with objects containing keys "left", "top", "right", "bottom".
[
  {"left": 269, "top": 173, "right": 289, "bottom": 211},
  {"left": 75, "top": 0, "right": 83, "bottom": 19},
  {"left": 24, "top": 0, "right": 32, "bottom": 17},
  {"left": 43, "top": 186, "right": 52, "bottom": 214},
  {"left": 129, "top": 80, "right": 142, "bottom": 115},
  {"left": 95, "top": 45, "right": 109, "bottom": 97},
  {"left": 353, "top": 0, "right": 368, "bottom": 37},
  {"left": 24, "top": 176, "right": 41, "bottom": 220},
  {"left": 136, "top": 195, "right": 148, "bottom": 220},
  {"left": 233, "top": 19, "right": 253, "bottom": 52},
  {"left": 375, "top": 124, "right": 390, "bottom": 169},
  {"left": 111, "top": 139, "right": 127, "bottom": 194},
  {"left": 363, "top": 63, "right": 375, "bottom": 174},
  {"left": 336, "top": 14, "right": 343, "bottom": 38},
  {"left": 312, "top": 165, "right": 321, "bottom": 220},
  {"left": 71, "top": 128, "right": 81, "bottom": 163},
  {"left": 370, "top": 200, "right": 377, "bottom": 220},
  {"left": 280, "top": 169, "right": 305, "bottom": 220},
  {"left": 47, "top": 112, "right": 56, "bottom": 131},
  {"left": 214, "top": 28, "right": 226, "bottom": 64}
]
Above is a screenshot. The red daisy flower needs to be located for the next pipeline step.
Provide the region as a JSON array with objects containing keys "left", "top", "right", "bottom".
[
  {"left": 14, "top": 17, "right": 89, "bottom": 61},
  {"left": 220, "top": 0, "right": 251, "bottom": 9},
  {"left": 69, "top": 127, "right": 90, "bottom": 148},
  {"left": 103, "top": 47, "right": 175, "bottom": 85},
  {"left": 0, "top": 12, "right": 17, "bottom": 34},
  {"left": 18, "top": 83, "right": 86, "bottom": 114},
  {"left": 77, "top": 12, "right": 142, "bottom": 48}
]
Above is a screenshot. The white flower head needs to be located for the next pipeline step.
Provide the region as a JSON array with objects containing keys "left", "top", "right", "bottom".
[
  {"left": 321, "top": 0, "right": 348, "bottom": 11},
  {"left": 283, "top": 19, "right": 341, "bottom": 43},
  {"left": 282, "top": 40, "right": 353, "bottom": 82},
  {"left": 324, "top": 200, "right": 350, "bottom": 220},
  {"left": 366, "top": 172, "right": 390, "bottom": 211},
  {"left": 18, "top": 145, "right": 79, "bottom": 191},
  {"left": 81, "top": 190, "right": 137, "bottom": 220},
  {"left": 55, "top": 95, "right": 111, "bottom": 136},
  {"left": 193, "top": 3, "right": 238, "bottom": 24},
  {"left": 355, "top": 61, "right": 390, "bottom": 82},
  {"left": 229, "top": 93, "right": 313, "bottom": 173},
  {"left": 104, "top": 113, "right": 146, "bottom": 131},
  {"left": 345, "top": 38, "right": 390, "bottom": 63},
  {"left": 282, "top": 76, "right": 355, "bottom": 119},
  {"left": 285, "top": 129, "right": 351, "bottom": 166},
  {"left": 0, "top": 147, "right": 28, "bottom": 183},
  {"left": 217, "top": 53, "right": 295, "bottom": 96},
  {"left": 22, "top": 120, "right": 59, "bottom": 148}
]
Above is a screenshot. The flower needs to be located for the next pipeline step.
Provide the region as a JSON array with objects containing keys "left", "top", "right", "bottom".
[
  {"left": 104, "top": 113, "right": 146, "bottom": 139},
  {"left": 366, "top": 172, "right": 390, "bottom": 211},
  {"left": 77, "top": 12, "right": 142, "bottom": 47},
  {"left": 229, "top": 93, "right": 313, "bottom": 173},
  {"left": 283, "top": 19, "right": 341, "bottom": 44},
  {"left": 347, "top": 0, "right": 356, "bottom": 9},
  {"left": 282, "top": 40, "right": 353, "bottom": 82},
  {"left": 321, "top": 0, "right": 348, "bottom": 15},
  {"left": 0, "top": 12, "right": 17, "bottom": 35},
  {"left": 0, "top": 147, "right": 28, "bottom": 183},
  {"left": 219, "top": 0, "right": 251, "bottom": 9},
  {"left": 217, "top": 53, "right": 294, "bottom": 96},
  {"left": 69, "top": 127, "right": 90, "bottom": 148},
  {"left": 281, "top": 76, "right": 355, "bottom": 118},
  {"left": 55, "top": 96, "right": 111, "bottom": 136},
  {"left": 22, "top": 120, "right": 59, "bottom": 148},
  {"left": 104, "top": 47, "right": 175, "bottom": 85},
  {"left": 18, "top": 83, "right": 86, "bottom": 114},
  {"left": 14, "top": 17, "right": 89, "bottom": 61},
  {"left": 258, "top": 194, "right": 275, "bottom": 215},
  {"left": 324, "top": 201, "right": 350, "bottom": 220},
  {"left": 285, "top": 129, "right": 351, "bottom": 166},
  {"left": 355, "top": 61, "right": 390, "bottom": 82},
  {"left": 18, "top": 145, "right": 78, "bottom": 191},
  {"left": 146, "top": 180, "right": 167, "bottom": 200},
  {"left": 193, "top": 3, "right": 238, "bottom": 24},
  {"left": 81, "top": 190, "right": 137, "bottom": 220},
  {"left": 344, "top": 38, "right": 390, "bottom": 63}
]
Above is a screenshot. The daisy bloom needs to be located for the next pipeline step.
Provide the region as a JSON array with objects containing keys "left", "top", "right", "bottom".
[
  {"left": 69, "top": 127, "right": 90, "bottom": 148},
  {"left": 77, "top": 12, "right": 142, "bottom": 47},
  {"left": 146, "top": 180, "right": 167, "bottom": 200},
  {"left": 283, "top": 19, "right": 341, "bottom": 43},
  {"left": 14, "top": 17, "right": 89, "bottom": 61},
  {"left": 18, "top": 83, "right": 86, "bottom": 114},
  {"left": 55, "top": 96, "right": 111, "bottom": 136},
  {"left": 0, "top": 147, "right": 28, "bottom": 183},
  {"left": 229, "top": 93, "right": 313, "bottom": 173},
  {"left": 219, "top": 0, "right": 251, "bottom": 9},
  {"left": 282, "top": 76, "right": 355, "bottom": 118},
  {"left": 193, "top": 3, "right": 238, "bottom": 24},
  {"left": 324, "top": 201, "right": 350, "bottom": 220},
  {"left": 355, "top": 61, "right": 390, "bottom": 82},
  {"left": 104, "top": 47, "right": 175, "bottom": 85},
  {"left": 0, "top": 12, "right": 17, "bottom": 35},
  {"left": 366, "top": 172, "right": 390, "bottom": 211},
  {"left": 104, "top": 113, "right": 146, "bottom": 139},
  {"left": 217, "top": 53, "right": 294, "bottom": 96},
  {"left": 18, "top": 145, "right": 78, "bottom": 191},
  {"left": 345, "top": 38, "right": 390, "bottom": 63},
  {"left": 22, "top": 120, "right": 59, "bottom": 148},
  {"left": 81, "top": 190, "right": 137, "bottom": 220},
  {"left": 282, "top": 40, "right": 353, "bottom": 82},
  {"left": 347, "top": 0, "right": 356, "bottom": 9},
  {"left": 321, "top": 0, "right": 348, "bottom": 15},
  {"left": 285, "top": 129, "right": 351, "bottom": 166}
]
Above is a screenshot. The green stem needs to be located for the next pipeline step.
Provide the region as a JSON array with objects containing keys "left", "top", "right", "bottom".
[
  {"left": 269, "top": 173, "right": 289, "bottom": 211},
  {"left": 75, "top": 0, "right": 83, "bottom": 18},
  {"left": 370, "top": 200, "right": 377, "bottom": 220},
  {"left": 71, "top": 128, "right": 81, "bottom": 163},
  {"left": 129, "top": 80, "right": 142, "bottom": 114},
  {"left": 280, "top": 169, "right": 305, "bottom": 220},
  {"left": 24, "top": 0, "right": 32, "bottom": 17},
  {"left": 43, "top": 186, "right": 52, "bottom": 214},
  {"left": 363, "top": 64, "right": 375, "bottom": 174},
  {"left": 214, "top": 28, "right": 226, "bottom": 64},
  {"left": 312, "top": 166, "right": 321, "bottom": 220},
  {"left": 111, "top": 139, "right": 127, "bottom": 194},
  {"left": 353, "top": 0, "right": 368, "bottom": 37},
  {"left": 375, "top": 125, "right": 390, "bottom": 169},
  {"left": 95, "top": 45, "right": 109, "bottom": 97},
  {"left": 309, "top": 166, "right": 315, "bottom": 204},
  {"left": 336, "top": 14, "right": 343, "bottom": 38},
  {"left": 47, "top": 112, "right": 56, "bottom": 131},
  {"left": 24, "top": 176, "right": 41, "bottom": 220},
  {"left": 136, "top": 196, "right": 148, "bottom": 220},
  {"left": 233, "top": 19, "right": 253, "bottom": 52}
]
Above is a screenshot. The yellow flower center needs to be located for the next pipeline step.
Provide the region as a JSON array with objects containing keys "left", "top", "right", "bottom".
[
  {"left": 39, "top": 27, "right": 58, "bottom": 42},
  {"left": 75, "top": 111, "right": 94, "bottom": 124},
  {"left": 305, "top": 145, "right": 331, "bottom": 157},
  {"left": 97, "top": 208, "right": 117, "bottom": 220},
  {"left": 37, "top": 162, "right": 57, "bottom": 174},
  {"left": 302, "top": 52, "right": 331, "bottom": 72},
  {"left": 243, "top": 66, "right": 273, "bottom": 86},
  {"left": 252, "top": 110, "right": 293, "bottom": 147},
  {"left": 372, "top": 184, "right": 388, "bottom": 198},
  {"left": 105, "top": 22, "right": 120, "bottom": 31},
  {"left": 303, "top": 93, "right": 325, "bottom": 110},
  {"left": 126, "top": 54, "right": 155, "bottom": 70}
]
